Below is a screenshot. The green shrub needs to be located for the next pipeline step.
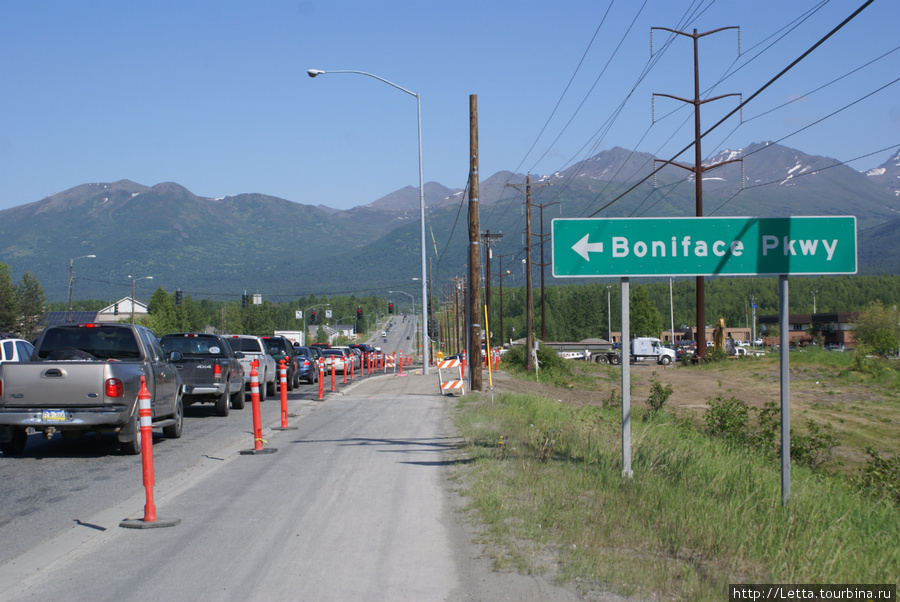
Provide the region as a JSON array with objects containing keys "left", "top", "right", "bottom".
[
  {"left": 857, "top": 447, "right": 900, "bottom": 506},
  {"left": 645, "top": 377, "right": 673, "bottom": 416},
  {"left": 703, "top": 394, "right": 749, "bottom": 444}
]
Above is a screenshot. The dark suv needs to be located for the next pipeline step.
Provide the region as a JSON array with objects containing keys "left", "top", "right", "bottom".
[{"left": 261, "top": 336, "right": 300, "bottom": 390}]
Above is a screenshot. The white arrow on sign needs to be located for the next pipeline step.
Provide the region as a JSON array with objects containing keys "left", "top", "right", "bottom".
[{"left": 572, "top": 234, "right": 604, "bottom": 261}]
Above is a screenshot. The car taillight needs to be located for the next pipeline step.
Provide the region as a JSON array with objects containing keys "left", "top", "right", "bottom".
[
  {"left": 105, "top": 378, "right": 124, "bottom": 398},
  {"left": 214, "top": 363, "right": 222, "bottom": 381}
]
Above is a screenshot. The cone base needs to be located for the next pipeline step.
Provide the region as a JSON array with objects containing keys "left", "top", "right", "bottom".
[{"left": 119, "top": 517, "right": 181, "bottom": 529}]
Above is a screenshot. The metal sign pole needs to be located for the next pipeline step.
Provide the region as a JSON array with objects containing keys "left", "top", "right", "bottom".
[
  {"left": 779, "top": 275, "right": 790, "bottom": 505},
  {"left": 620, "top": 277, "right": 632, "bottom": 478}
]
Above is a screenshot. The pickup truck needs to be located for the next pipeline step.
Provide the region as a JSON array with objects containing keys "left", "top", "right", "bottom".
[
  {"left": 224, "top": 335, "right": 276, "bottom": 401},
  {"left": 0, "top": 323, "right": 184, "bottom": 456},
  {"left": 160, "top": 333, "right": 246, "bottom": 416}
]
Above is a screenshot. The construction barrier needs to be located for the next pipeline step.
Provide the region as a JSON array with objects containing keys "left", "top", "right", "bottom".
[
  {"left": 273, "top": 360, "right": 296, "bottom": 432},
  {"left": 317, "top": 358, "right": 324, "bottom": 400},
  {"left": 119, "top": 375, "right": 181, "bottom": 529},
  {"left": 239, "top": 360, "right": 276, "bottom": 455},
  {"left": 437, "top": 358, "right": 465, "bottom": 395}
]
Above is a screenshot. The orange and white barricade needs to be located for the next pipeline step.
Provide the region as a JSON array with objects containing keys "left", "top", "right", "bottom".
[{"left": 437, "top": 358, "right": 465, "bottom": 396}]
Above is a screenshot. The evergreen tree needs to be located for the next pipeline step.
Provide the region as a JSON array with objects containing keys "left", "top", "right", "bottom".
[
  {"left": 16, "top": 271, "right": 46, "bottom": 340},
  {"left": 0, "top": 263, "right": 19, "bottom": 335},
  {"left": 629, "top": 285, "right": 663, "bottom": 338}
]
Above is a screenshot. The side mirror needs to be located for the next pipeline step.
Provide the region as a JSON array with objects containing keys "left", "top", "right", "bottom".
[{"left": 168, "top": 350, "right": 183, "bottom": 362}]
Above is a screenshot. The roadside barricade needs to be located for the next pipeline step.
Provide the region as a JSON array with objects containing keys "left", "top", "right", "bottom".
[{"left": 437, "top": 358, "right": 465, "bottom": 396}]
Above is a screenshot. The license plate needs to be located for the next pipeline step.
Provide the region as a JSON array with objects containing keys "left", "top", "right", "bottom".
[{"left": 41, "top": 409, "right": 67, "bottom": 422}]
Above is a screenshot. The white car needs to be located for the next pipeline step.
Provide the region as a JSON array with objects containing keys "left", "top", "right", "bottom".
[
  {"left": 224, "top": 335, "right": 277, "bottom": 401},
  {"left": 0, "top": 337, "right": 35, "bottom": 363}
]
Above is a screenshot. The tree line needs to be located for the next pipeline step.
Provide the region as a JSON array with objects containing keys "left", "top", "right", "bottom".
[{"left": 2, "top": 260, "right": 898, "bottom": 352}]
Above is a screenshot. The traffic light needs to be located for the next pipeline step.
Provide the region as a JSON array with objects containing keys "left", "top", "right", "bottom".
[
  {"left": 388, "top": 302, "right": 394, "bottom": 314},
  {"left": 175, "top": 288, "right": 183, "bottom": 306},
  {"left": 114, "top": 302, "right": 119, "bottom": 316},
  {"left": 357, "top": 307, "right": 363, "bottom": 320},
  {"left": 241, "top": 293, "right": 249, "bottom": 309},
  {"left": 310, "top": 310, "right": 317, "bottom": 324}
]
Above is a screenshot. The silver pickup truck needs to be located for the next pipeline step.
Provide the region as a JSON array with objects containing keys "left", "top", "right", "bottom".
[{"left": 0, "top": 323, "right": 184, "bottom": 456}]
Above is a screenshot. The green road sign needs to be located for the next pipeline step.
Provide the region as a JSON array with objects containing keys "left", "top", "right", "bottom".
[{"left": 552, "top": 216, "right": 857, "bottom": 278}]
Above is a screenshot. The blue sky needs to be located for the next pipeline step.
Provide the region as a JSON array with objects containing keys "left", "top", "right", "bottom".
[{"left": 1, "top": 0, "right": 897, "bottom": 215}]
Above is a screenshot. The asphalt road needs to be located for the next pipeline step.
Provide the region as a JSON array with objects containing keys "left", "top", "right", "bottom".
[{"left": 0, "top": 331, "right": 583, "bottom": 601}]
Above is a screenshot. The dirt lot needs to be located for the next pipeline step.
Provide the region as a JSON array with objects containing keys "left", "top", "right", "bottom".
[{"left": 484, "top": 357, "right": 899, "bottom": 471}]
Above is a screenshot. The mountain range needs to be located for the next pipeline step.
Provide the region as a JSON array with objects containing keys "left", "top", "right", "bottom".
[{"left": 1, "top": 141, "right": 898, "bottom": 303}]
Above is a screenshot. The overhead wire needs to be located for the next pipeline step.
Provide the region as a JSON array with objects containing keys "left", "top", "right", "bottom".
[{"left": 586, "top": 0, "right": 877, "bottom": 218}]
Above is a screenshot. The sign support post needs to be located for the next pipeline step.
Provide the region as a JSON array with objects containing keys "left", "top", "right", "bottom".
[
  {"left": 620, "top": 278, "right": 632, "bottom": 479},
  {"left": 779, "top": 275, "right": 790, "bottom": 505}
]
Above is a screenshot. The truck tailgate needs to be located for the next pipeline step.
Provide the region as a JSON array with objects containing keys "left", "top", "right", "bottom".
[{"left": 1, "top": 362, "right": 109, "bottom": 408}]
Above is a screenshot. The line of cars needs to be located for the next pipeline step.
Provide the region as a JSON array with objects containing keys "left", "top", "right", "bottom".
[{"left": 0, "top": 325, "right": 365, "bottom": 456}]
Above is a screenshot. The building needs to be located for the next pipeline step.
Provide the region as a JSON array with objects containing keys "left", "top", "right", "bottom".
[{"left": 757, "top": 312, "right": 856, "bottom": 346}]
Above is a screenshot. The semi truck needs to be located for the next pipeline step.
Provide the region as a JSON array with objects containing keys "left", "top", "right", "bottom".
[{"left": 590, "top": 337, "right": 676, "bottom": 366}]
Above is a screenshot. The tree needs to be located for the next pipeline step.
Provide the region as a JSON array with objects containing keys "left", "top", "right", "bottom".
[
  {"left": 0, "top": 263, "right": 19, "bottom": 335},
  {"left": 630, "top": 285, "right": 662, "bottom": 338},
  {"left": 16, "top": 272, "right": 46, "bottom": 340},
  {"left": 852, "top": 301, "right": 900, "bottom": 357}
]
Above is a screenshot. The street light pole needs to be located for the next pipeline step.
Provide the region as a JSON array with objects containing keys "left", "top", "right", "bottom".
[
  {"left": 128, "top": 275, "right": 153, "bottom": 324},
  {"left": 68, "top": 254, "right": 96, "bottom": 323},
  {"left": 308, "top": 68, "right": 429, "bottom": 374},
  {"left": 810, "top": 290, "right": 818, "bottom": 314}
]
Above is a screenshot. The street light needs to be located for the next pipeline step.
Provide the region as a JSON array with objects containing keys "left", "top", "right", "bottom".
[
  {"left": 128, "top": 275, "right": 153, "bottom": 324},
  {"left": 68, "top": 254, "right": 96, "bottom": 323},
  {"left": 810, "top": 290, "right": 818, "bottom": 314},
  {"left": 308, "top": 67, "right": 429, "bottom": 374}
]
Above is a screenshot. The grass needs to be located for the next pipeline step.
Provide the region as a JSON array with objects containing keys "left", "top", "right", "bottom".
[{"left": 452, "top": 383, "right": 899, "bottom": 599}]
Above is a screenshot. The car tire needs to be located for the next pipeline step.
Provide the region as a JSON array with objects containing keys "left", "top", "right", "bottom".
[
  {"left": 215, "top": 383, "right": 230, "bottom": 417},
  {"left": 266, "top": 376, "right": 276, "bottom": 398},
  {"left": 258, "top": 373, "right": 267, "bottom": 402},
  {"left": 119, "top": 407, "right": 141, "bottom": 455},
  {"left": 231, "top": 385, "right": 246, "bottom": 410},
  {"left": 659, "top": 356, "right": 672, "bottom": 366},
  {"left": 0, "top": 428, "right": 28, "bottom": 456},
  {"left": 163, "top": 394, "right": 184, "bottom": 438},
  {"left": 609, "top": 354, "right": 622, "bottom": 366},
  {"left": 287, "top": 370, "right": 295, "bottom": 391}
]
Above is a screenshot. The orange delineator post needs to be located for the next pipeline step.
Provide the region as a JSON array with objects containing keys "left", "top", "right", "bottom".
[
  {"left": 398, "top": 350, "right": 404, "bottom": 375},
  {"left": 138, "top": 375, "right": 157, "bottom": 522},
  {"left": 330, "top": 358, "right": 336, "bottom": 391},
  {"left": 318, "top": 359, "right": 324, "bottom": 400},
  {"left": 250, "top": 360, "right": 263, "bottom": 451},
  {"left": 279, "top": 360, "right": 288, "bottom": 428}
]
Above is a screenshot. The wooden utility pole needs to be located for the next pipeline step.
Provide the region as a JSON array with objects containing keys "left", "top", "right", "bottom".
[
  {"left": 652, "top": 26, "right": 740, "bottom": 357},
  {"left": 533, "top": 201, "right": 558, "bottom": 342},
  {"left": 482, "top": 230, "right": 503, "bottom": 347},
  {"left": 507, "top": 175, "right": 549, "bottom": 371},
  {"left": 493, "top": 252, "right": 511, "bottom": 347},
  {"left": 468, "top": 95, "right": 483, "bottom": 391}
]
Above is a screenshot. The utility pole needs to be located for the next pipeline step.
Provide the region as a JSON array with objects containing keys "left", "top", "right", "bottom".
[
  {"left": 493, "top": 252, "right": 511, "bottom": 348},
  {"left": 482, "top": 230, "right": 503, "bottom": 347},
  {"left": 468, "top": 95, "right": 483, "bottom": 391},
  {"left": 652, "top": 25, "right": 741, "bottom": 358},
  {"left": 533, "top": 200, "right": 558, "bottom": 342},
  {"left": 507, "top": 175, "right": 550, "bottom": 371}
]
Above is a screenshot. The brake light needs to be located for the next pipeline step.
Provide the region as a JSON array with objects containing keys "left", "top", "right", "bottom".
[
  {"left": 105, "top": 378, "right": 124, "bottom": 398},
  {"left": 214, "top": 363, "right": 222, "bottom": 381}
]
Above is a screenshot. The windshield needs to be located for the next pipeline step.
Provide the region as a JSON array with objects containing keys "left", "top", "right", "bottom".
[
  {"left": 161, "top": 336, "right": 224, "bottom": 357},
  {"left": 36, "top": 325, "right": 141, "bottom": 360}
]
